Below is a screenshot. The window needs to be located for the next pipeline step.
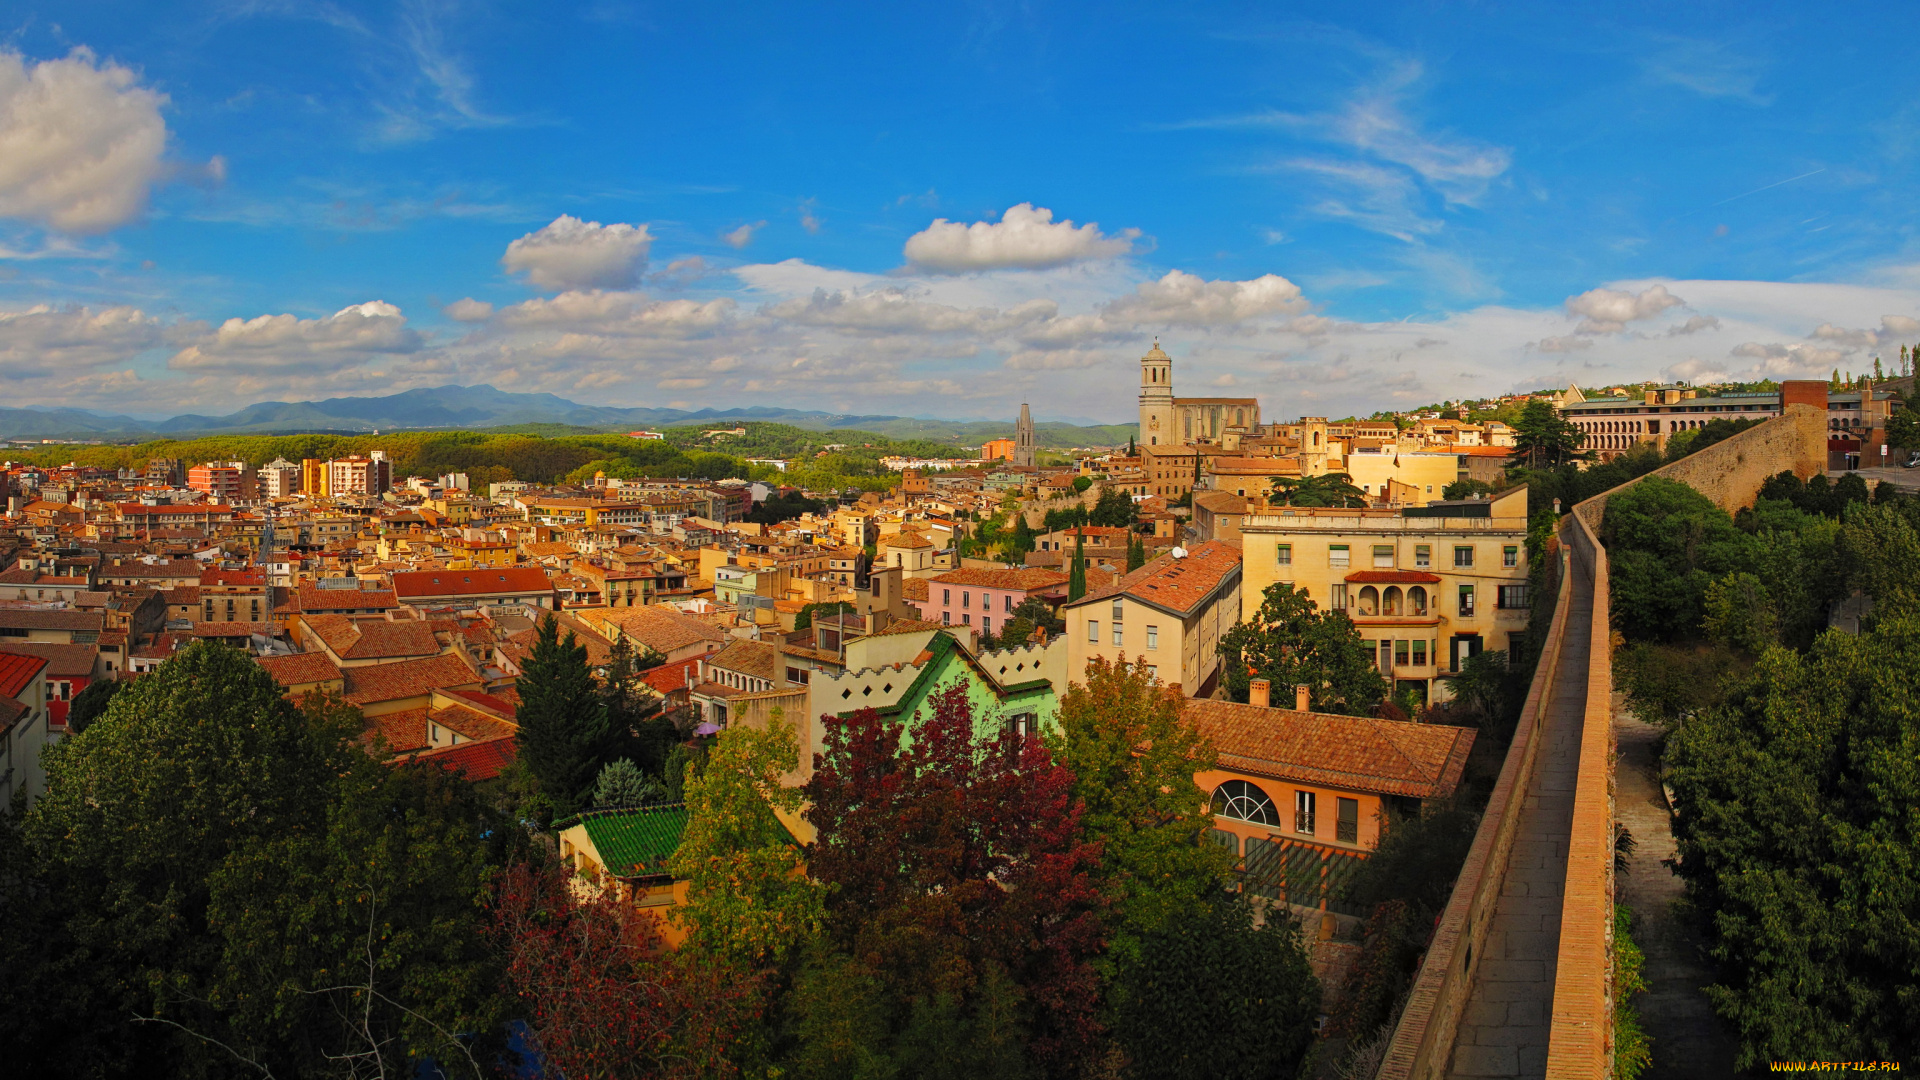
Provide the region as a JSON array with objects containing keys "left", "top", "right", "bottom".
[
  {"left": 1111, "top": 599, "right": 1124, "bottom": 620},
  {"left": 962, "top": 591, "right": 971, "bottom": 609},
  {"left": 943, "top": 588, "right": 951, "bottom": 605},
  {"left": 1458, "top": 584, "right": 1476, "bottom": 617},
  {"left": 1373, "top": 544, "right": 1394, "bottom": 568},
  {"left": 1383, "top": 586, "right": 1402, "bottom": 616},
  {"left": 1395, "top": 639, "right": 1410, "bottom": 666},
  {"left": 1499, "top": 584, "right": 1529, "bottom": 609},
  {"left": 1004, "top": 594, "right": 1014, "bottom": 612},
  {"left": 1146, "top": 625, "right": 1159, "bottom": 649},
  {"left": 1503, "top": 545, "right": 1519, "bottom": 568},
  {"left": 1276, "top": 543, "right": 1292, "bottom": 567},
  {"left": 1336, "top": 798, "right": 1359, "bottom": 844},
  {"left": 1112, "top": 623, "right": 1124, "bottom": 646},
  {"left": 1329, "top": 544, "right": 1350, "bottom": 568},
  {"left": 1453, "top": 545, "right": 1474, "bottom": 568},
  {"left": 1212, "top": 780, "right": 1279, "bottom": 826},
  {"left": 1147, "top": 664, "right": 1158, "bottom": 680},
  {"left": 1414, "top": 544, "right": 1431, "bottom": 568},
  {"left": 943, "top": 611, "right": 951, "bottom": 624},
  {"left": 1412, "top": 640, "right": 1427, "bottom": 666},
  {"left": 1007, "top": 711, "right": 1036, "bottom": 739},
  {"left": 1330, "top": 583, "right": 1348, "bottom": 611},
  {"left": 982, "top": 617, "right": 991, "bottom": 634},
  {"left": 1295, "top": 791, "right": 1317, "bottom": 835},
  {"left": 1088, "top": 620, "right": 1099, "bottom": 643}
]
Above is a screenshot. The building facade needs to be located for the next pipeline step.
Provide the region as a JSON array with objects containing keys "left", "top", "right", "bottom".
[
  {"left": 257, "top": 457, "right": 302, "bottom": 498},
  {"left": 1136, "top": 341, "right": 1262, "bottom": 448},
  {"left": 1061, "top": 539, "right": 1243, "bottom": 696},
  {"left": 1237, "top": 487, "right": 1532, "bottom": 702},
  {"left": 1554, "top": 380, "right": 1827, "bottom": 462},
  {"left": 188, "top": 461, "right": 249, "bottom": 501},
  {"left": 327, "top": 453, "right": 391, "bottom": 497}
]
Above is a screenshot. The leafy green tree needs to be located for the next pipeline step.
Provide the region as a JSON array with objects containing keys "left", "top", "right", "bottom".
[
  {"left": 1217, "top": 583, "right": 1387, "bottom": 715},
  {"left": 1049, "top": 657, "right": 1235, "bottom": 963},
  {"left": 64, "top": 676, "right": 122, "bottom": 734},
  {"left": 1110, "top": 895, "right": 1319, "bottom": 1080},
  {"left": 1012, "top": 595, "right": 1064, "bottom": 634},
  {"left": 1343, "top": 802, "right": 1481, "bottom": 914},
  {"left": 1665, "top": 613, "right": 1920, "bottom": 1065},
  {"left": 1836, "top": 502, "right": 1920, "bottom": 620},
  {"left": 593, "top": 758, "right": 663, "bottom": 807},
  {"left": 795, "top": 600, "right": 857, "bottom": 631},
  {"left": 517, "top": 614, "right": 616, "bottom": 819},
  {"left": 1601, "top": 477, "right": 1753, "bottom": 641},
  {"left": 1071, "top": 475, "right": 1092, "bottom": 493},
  {"left": 1268, "top": 472, "right": 1367, "bottom": 507},
  {"left": 1007, "top": 513, "right": 1037, "bottom": 558},
  {"left": 1702, "top": 572, "right": 1779, "bottom": 653},
  {"left": 1441, "top": 478, "right": 1496, "bottom": 501},
  {"left": 1508, "top": 400, "right": 1590, "bottom": 469},
  {"left": 1089, "top": 486, "right": 1136, "bottom": 527},
  {"left": 1885, "top": 408, "right": 1920, "bottom": 454},
  {"left": 669, "top": 711, "right": 822, "bottom": 970}
]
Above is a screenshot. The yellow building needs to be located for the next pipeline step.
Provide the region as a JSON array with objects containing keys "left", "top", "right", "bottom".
[
  {"left": 1061, "top": 540, "right": 1243, "bottom": 697},
  {"left": 1337, "top": 449, "right": 1462, "bottom": 507},
  {"left": 301, "top": 458, "right": 328, "bottom": 497},
  {"left": 1237, "top": 486, "right": 1532, "bottom": 702},
  {"left": 1136, "top": 341, "right": 1261, "bottom": 448}
]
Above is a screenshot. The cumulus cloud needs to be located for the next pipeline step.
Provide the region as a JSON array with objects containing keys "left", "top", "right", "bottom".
[
  {"left": 0, "top": 303, "right": 169, "bottom": 376},
  {"left": 765, "top": 288, "right": 1054, "bottom": 335},
  {"left": 501, "top": 215, "right": 652, "bottom": 291},
  {"left": 496, "top": 289, "right": 735, "bottom": 338},
  {"left": 903, "top": 203, "right": 1139, "bottom": 273},
  {"left": 1534, "top": 335, "right": 1593, "bottom": 353},
  {"left": 0, "top": 48, "right": 190, "bottom": 234},
  {"left": 443, "top": 297, "right": 494, "bottom": 322},
  {"left": 1103, "top": 270, "right": 1308, "bottom": 325},
  {"left": 1565, "top": 283, "right": 1684, "bottom": 334},
  {"left": 170, "top": 301, "right": 421, "bottom": 371},
  {"left": 721, "top": 221, "right": 765, "bottom": 248},
  {"left": 1804, "top": 314, "right": 1920, "bottom": 352},
  {"left": 1727, "top": 340, "right": 1849, "bottom": 377},
  {"left": 1666, "top": 314, "right": 1720, "bottom": 336}
]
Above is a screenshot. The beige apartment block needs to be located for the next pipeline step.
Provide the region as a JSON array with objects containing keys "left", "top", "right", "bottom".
[
  {"left": 1061, "top": 540, "right": 1242, "bottom": 697},
  {"left": 1238, "top": 486, "right": 1532, "bottom": 703}
]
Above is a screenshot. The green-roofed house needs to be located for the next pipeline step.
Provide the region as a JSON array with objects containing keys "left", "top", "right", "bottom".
[{"left": 557, "top": 804, "right": 692, "bottom": 948}]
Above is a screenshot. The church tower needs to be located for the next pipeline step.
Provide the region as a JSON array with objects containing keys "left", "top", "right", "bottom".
[
  {"left": 1138, "top": 340, "right": 1176, "bottom": 446},
  {"left": 1013, "top": 403, "right": 1037, "bottom": 467}
]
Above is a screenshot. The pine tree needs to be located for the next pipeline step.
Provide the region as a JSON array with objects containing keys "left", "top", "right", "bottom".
[
  {"left": 516, "top": 614, "right": 614, "bottom": 820},
  {"left": 1069, "top": 530, "right": 1087, "bottom": 601},
  {"left": 1126, "top": 532, "right": 1146, "bottom": 571},
  {"left": 593, "top": 758, "right": 662, "bottom": 807},
  {"left": 1127, "top": 435, "right": 1136, "bottom": 457}
]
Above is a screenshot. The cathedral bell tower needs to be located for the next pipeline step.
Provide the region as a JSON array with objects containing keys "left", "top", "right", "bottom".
[{"left": 1138, "top": 339, "right": 1176, "bottom": 446}]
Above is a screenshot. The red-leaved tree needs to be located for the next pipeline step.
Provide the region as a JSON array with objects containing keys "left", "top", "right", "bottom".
[
  {"left": 489, "top": 862, "right": 756, "bottom": 1079},
  {"left": 804, "top": 682, "right": 1107, "bottom": 1074}
]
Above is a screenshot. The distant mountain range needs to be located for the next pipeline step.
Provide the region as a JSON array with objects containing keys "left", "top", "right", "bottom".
[{"left": 0, "top": 385, "right": 1134, "bottom": 447}]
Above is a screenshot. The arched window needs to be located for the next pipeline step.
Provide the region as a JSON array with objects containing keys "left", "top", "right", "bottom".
[
  {"left": 1358, "top": 585, "right": 1379, "bottom": 616},
  {"left": 1383, "top": 585, "right": 1402, "bottom": 616},
  {"left": 1212, "top": 780, "right": 1279, "bottom": 826},
  {"left": 1409, "top": 586, "right": 1428, "bottom": 615}
]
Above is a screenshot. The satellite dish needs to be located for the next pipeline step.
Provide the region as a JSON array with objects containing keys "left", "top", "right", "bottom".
[{"left": 1171, "top": 546, "right": 1188, "bottom": 559}]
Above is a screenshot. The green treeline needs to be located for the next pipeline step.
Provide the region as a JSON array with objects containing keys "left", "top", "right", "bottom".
[{"left": 1607, "top": 473, "right": 1920, "bottom": 1065}]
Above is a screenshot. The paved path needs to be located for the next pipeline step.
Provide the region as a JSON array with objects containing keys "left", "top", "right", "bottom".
[
  {"left": 1446, "top": 570, "right": 1592, "bottom": 1079},
  {"left": 1613, "top": 700, "right": 1746, "bottom": 1078}
]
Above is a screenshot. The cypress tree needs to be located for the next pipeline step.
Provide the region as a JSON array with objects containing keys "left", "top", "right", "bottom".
[
  {"left": 1127, "top": 532, "right": 1146, "bottom": 571},
  {"left": 516, "top": 614, "right": 612, "bottom": 820}
]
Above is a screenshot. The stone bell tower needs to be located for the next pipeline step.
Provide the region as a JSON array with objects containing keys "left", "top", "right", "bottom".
[{"left": 1138, "top": 340, "right": 1176, "bottom": 446}]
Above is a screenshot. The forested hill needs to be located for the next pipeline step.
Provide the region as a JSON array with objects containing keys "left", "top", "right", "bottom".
[{"left": 0, "top": 384, "right": 1133, "bottom": 447}]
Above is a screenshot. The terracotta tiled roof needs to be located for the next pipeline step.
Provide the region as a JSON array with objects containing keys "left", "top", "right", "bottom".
[
  {"left": 929, "top": 567, "right": 1071, "bottom": 591},
  {"left": 1185, "top": 698, "right": 1476, "bottom": 800},
  {"left": 0, "top": 609, "right": 102, "bottom": 631},
  {"left": 1344, "top": 570, "right": 1443, "bottom": 584},
  {"left": 902, "top": 578, "right": 930, "bottom": 601},
  {"left": 0, "top": 642, "right": 98, "bottom": 678},
  {"left": 201, "top": 567, "right": 265, "bottom": 586},
  {"left": 0, "top": 651, "right": 47, "bottom": 699},
  {"left": 439, "top": 687, "right": 517, "bottom": 718},
  {"left": 409, "top": 736, "right": 517, "bottom": 780},
  {"left": 704, "top": 639, "right": 780, "bottom": 681},
  {"left": 639, "top": 655, "right": 702, "bottom": 696},
  {"left": 256, "top": 652, "right": 345, "bottom": 688},
  {"left": 596, "top": 605, "right": 727, "bottom": 655},
  {"left": 869, "top": 618, "right": 943, "bottom": 637},
  {"left": 344, "top": 652, "right": 482, "bottom": 706},
  {"left": 1064, "top": 540, "right": 1242, "bottom": 618},
  {"left": 885, "top": 530, "right": 932, "bottom": 549},
  {"left": 364, "top": 707, "right": 432, "bottom": 753},
  {"left": 392, "top": 567, "right": 553, "bottom": 599},
  {"left": 303, "top": 613, "right": 442, "bottom": 660},
  {"left": 296, "top": 584, "right": 398, "bottom": 611},
  {"left": 191, "top": 621, "right": 275, "bottom": 637},
  {"left": 428, "top": 701, "right": 515, "bottom": 742}
]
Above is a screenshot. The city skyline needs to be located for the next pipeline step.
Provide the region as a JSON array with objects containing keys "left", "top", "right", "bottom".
[{"left": 6, "top": 2, "right": 1920, "bottom": 421}]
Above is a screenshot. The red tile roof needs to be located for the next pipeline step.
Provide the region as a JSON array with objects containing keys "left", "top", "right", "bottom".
[
  {"left": 201, "top": 567, "right": 266, "bottom": 586},
  {"left": 255, "top": 652, "right": 345, "bottom": 689},
  {"left": 0, "top": 643, "right": 98, "bottom": 678},
  {"left": 302, "top": 613, "right": 442, "bottom": 660},
  {"left": 391, "top": 567, "right": 553, "bottom": 599},
  {"left": 0, "top": 651, "right": 47, "bottom": 699},
  {"left": 639, "top": 655, "right": 702, "bottom": 696},
  {"left": 1185, "top": 698, "right": 1476, "bottom": 800},
  {"left": 344, "top": 652, "right": 483, "bottom": 706},
  {"left": 929, "top": 567, "right": 1071, "bottom": 591},
  {"left": 408, "top": 736, "right": 517, "bottom": 781},
  {"left": 296, "top": 584, "right": 399, "bottom": 611},
  {"left": 1064, "top": 540, "right": 1241, "bottom": 618},
  {"left": 439, "top": 687, "right": 517, "bottom": 719}
]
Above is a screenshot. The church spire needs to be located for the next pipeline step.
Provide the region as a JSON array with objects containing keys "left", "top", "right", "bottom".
[{"left": 1013, "top": 402, "right": 1037, "bottom": 467}]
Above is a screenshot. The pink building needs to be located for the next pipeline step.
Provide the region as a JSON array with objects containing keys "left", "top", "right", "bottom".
[{"left": 913, "top": 567, "right": 1070, "bottom": 638}]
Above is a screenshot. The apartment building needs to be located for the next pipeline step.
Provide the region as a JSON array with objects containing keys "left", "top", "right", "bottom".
[
  {"left": 327, "top": 453, "right": 391, "bottom": 497},
  {"left": 1238, "top": 486, "right": 1532, "bottom": 703},
  {"left": 188, "top": 461, "right": 250, "bottom": 501},
  {"left": 257, "top": 457, "right": 302, "bottom": 498},
  {"left": 1061, "top": 540, "right": 1242, "bottom": 696}
]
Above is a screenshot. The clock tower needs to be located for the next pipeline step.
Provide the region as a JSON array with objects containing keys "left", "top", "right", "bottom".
[{"left": 1138, "top": 340, "right": 1176, "bottom": 446}]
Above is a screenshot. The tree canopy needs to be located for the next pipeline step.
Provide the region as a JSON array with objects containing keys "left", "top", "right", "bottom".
[{"left": 1217, "top": 582, "right": 1388, "bottom": 714}]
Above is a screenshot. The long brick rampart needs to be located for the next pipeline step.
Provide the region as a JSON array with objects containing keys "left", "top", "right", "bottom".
[{"left": 1380, "top": 403, "right": 1828, "bottom": 1080}]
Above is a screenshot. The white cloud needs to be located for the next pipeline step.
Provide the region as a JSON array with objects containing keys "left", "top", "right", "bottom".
[
  {"left": 443, "top": 297, "right": 494, "bottom": 322},
  {"left": 0, "top": 303, "right": 169, "bottom": 376},
  {"left": 1565, "top": 284, "right": 1684, "bottom": 333},
  {"left": 1103, "top": 270, "right": 1308, "bottom": 325},
  {"left": 1727, "top": 340, "right": 1848, "bottom": 377},
  {"left": 1335, "top": 61, "right": 1511, "bottom": 206},
  {"left": 1535, "top": 335, "right": 1593, "bottom": 353},
  {"left": 1666, "top": 314, "right": 1720, "bottom": 336},
  {"left": 765, "top": 288, "right": 1054, "bottom": 335},
  {"left": 501, "top": 215, "right": 653, "bottom": 291},
  {"left": 0, "top": 48, "right": 175, "bottom": 234},
  {"left": 496, "top": 289, "right": 735, "bottom": 337},
  {"left": 903, "top": 203, "right": 1139, "bottom": 273},
  {"left": 1804, "top": 315, "right": 1920, "bottom": 352},
  {"left": 170, "top": 301, "right": 421, "bottom": 371},
  {"left": 721, "top": 221, "right": 766, "bottom": 248}
]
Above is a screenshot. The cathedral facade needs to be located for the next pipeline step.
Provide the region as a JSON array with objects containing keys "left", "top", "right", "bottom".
[{"left": 1136, "top": 341, "right": 1261, "bottom": 447}]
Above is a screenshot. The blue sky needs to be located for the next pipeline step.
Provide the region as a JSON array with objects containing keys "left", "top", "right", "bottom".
[{"left": 5, "top": 1, "right": 1920, "bottom": 421}]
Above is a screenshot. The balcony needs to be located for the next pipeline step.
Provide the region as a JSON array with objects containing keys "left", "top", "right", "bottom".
[{"left": 1351, "top": 613, "right": 1442, "bottom": 629}]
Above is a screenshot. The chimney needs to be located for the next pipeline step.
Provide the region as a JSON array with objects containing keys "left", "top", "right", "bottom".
[
  {"left": 1248, "top": 679, "right": 1270, "bottom": 709},
  {"left": 1295, "top": 684, "right": 1311, "bottom": 711}
]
